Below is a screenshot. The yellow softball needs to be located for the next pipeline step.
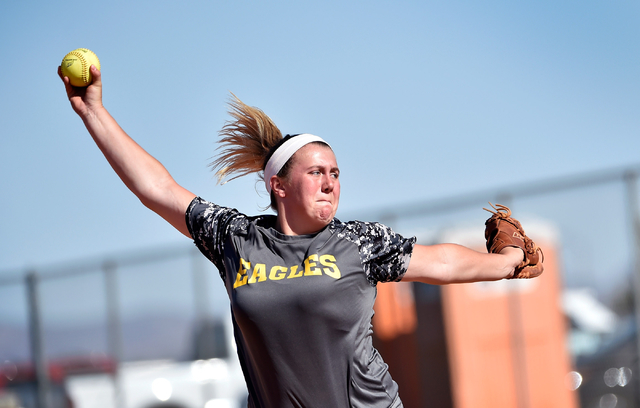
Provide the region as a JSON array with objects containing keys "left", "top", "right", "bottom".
[{"left": 60, "top": 48, "right": 101, "bottom": 87}]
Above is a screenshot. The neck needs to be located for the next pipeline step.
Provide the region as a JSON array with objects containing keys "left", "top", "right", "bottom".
[{"left": 275, "top": 208, "right": 327, "bottom": 236}]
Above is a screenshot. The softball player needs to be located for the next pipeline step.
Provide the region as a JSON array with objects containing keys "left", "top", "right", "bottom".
[{"left": 59, "top": 65, "right": 525, "bottom": 408}]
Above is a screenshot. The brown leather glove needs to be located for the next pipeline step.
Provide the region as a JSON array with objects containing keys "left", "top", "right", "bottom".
[{"left": 484, "top": 203, "right": 544, "bottom": 279}]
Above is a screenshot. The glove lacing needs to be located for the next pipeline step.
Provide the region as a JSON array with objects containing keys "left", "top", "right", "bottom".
[{"left": 483, "top": 202, "right": 544, "bottom": 263}]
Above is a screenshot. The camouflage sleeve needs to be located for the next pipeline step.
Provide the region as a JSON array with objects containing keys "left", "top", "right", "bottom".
[
  {"left": 337, "top": 220, "right": 416, "bottom": 285},
  {"left": 185, "top": 196, "right": 244, "bottom": 280}
]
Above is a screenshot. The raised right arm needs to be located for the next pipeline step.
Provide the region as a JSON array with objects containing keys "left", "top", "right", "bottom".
[{"left": 58, "top": 65, "right": 196, "bottom": 237}]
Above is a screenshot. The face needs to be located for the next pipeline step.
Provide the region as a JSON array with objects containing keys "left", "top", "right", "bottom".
[{"left": 274, "top": 143, "right": 340, "bottom": 234}]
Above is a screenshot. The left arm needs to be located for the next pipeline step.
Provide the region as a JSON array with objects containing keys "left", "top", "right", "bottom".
[{"left": 402, "top": 244, "right": 523, "bottom": 285}]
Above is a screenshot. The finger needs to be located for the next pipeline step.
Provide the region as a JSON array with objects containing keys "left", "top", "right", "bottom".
[
  {"left": 90, "top": 65, "right": 102, "bottom": 85},
  {"left": 57, "top": 65, "right": 72, "bottom": 87},
  {"left": 57, "top": 66, "right": 71, "bottom": 87},
  {"left": 58, "top": 67, "right": 85, "bottom": 103}
]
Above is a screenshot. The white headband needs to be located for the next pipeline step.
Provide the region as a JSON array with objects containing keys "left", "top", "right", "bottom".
[{"left": 264, "top": 133, "right": 329, "bottom": 194}]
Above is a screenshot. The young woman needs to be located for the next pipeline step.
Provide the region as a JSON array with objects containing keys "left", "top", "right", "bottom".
[{"left": 59, "top": 65, "right": 526, "bottom": 408}]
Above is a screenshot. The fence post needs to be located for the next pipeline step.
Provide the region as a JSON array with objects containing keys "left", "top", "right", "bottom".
[
  {"left": 494, "top": 195, "right": 532, "bottom": 408},
  {"left": 623, "top": 171, "right": 640, "bottom": 405},
  {"left": 26, "top": 271, "right": 50, "bottom": 408},
  {"left": 191, "top": 248, "right": 210, "bottom": 324},
  {"left": 104, "top": 261, "right": 125, "bottom": 408}
]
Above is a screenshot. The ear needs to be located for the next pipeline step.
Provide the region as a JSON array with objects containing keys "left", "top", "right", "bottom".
[{"left": 270, "top": 175, "right": 287, "bottom": 198}]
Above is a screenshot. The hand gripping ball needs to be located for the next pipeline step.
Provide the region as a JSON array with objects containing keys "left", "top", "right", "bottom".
[{"left": 60, "top": 48, "right": 101, "bottom": 87}]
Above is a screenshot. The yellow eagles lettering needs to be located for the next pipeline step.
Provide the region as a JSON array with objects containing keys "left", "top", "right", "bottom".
[
  {"left": 234, "top": 254, "right": 341, "bottom": 288},
  {"left": 269, "top": 266, "right": 287, "bottom": 280},
  {"left": 287, "top": 265, "right": 303, "bottom": 279},
  {"left": 304, "top": 254, "right": 322, "bottom": 276},
  {"left": 233, "top": 258, "right": 251, "bottom": 288},
  {"left": 248, "top": 263, "right": 267, "bottom": 284},
  {"left": 320, "top": 254, "right": 341, "bottom": 279}
]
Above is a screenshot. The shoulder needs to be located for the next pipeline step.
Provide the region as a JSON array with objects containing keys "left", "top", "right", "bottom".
[
  {"left": 186, "top": 197, "right": 254, "bottom": 239},
  {"left": 330, "top": 218, "right": 416, "bottom": 284},
  {"left": 187, "top": 196, "right": 241, "bottom": 222},
  {"left": 329, "top": 218, "right": 405, "bottom": 245},
  {"left": 329, "top": 218, "right": 416, "bottom": 260}
]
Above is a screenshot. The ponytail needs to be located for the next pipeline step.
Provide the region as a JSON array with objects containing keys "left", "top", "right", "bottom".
[{"left": 210, "top": 93, "right": 283, "bottom": 184}]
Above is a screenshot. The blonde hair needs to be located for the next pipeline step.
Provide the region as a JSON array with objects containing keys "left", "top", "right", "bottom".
[{"left": 210, "top": 93, "right": 283, "bottom": 184}]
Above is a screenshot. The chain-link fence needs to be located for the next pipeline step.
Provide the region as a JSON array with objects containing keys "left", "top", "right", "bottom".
[
  {"left": 2, "top": 164, "right": 640, "bottom": 408},
  {"left": 366, "top": 164, "right": 640, "bottom": 408},
  {"left": 0, "top": 245, "right": 238, "bottom": 408}
]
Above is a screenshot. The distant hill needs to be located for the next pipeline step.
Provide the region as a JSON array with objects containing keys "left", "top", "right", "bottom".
[{"left": 0, "top": 313, "right": 196, "bottom": 364}]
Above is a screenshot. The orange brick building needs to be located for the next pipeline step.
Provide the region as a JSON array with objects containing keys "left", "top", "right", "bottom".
[{"left": 373, "top": 226, "right": 578, "bottom": 408}]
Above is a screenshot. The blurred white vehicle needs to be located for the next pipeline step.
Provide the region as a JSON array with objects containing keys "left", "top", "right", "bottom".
[{"left": 65, "top": 318, "right": 248, "bottom": 408}]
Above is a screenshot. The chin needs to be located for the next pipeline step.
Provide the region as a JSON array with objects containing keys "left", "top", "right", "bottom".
[
  {"left": 316, "top": 209, "right": 336, "bottom": 223},
  {"left": 312, "top": 202, "right": 337, "bottom": 224}
]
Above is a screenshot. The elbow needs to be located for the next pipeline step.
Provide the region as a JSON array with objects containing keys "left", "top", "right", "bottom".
[{"left": 134, "top": 178, "right": 173, "bottom": 214}]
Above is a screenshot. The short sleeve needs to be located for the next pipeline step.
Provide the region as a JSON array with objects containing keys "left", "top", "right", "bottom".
[
  {"left": 335, "top": 220, "right": 416, "bottom": 285},
  {"left": 185, "top": 196, "right": 244, "bottom": 280}
]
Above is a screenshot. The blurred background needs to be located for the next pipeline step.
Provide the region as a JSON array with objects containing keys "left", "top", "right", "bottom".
[{"left": 1, "top": 1, "right": 639, "bottom": 407}]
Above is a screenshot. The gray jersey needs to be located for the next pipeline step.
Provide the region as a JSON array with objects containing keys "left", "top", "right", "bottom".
[{"left": 186, "top": 197, "right": 416, "bottom": 408}]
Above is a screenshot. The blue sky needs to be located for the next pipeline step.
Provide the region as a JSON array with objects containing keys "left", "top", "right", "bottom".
[{"left": 1, "top": 0, "right": 639, "bottom": 285}]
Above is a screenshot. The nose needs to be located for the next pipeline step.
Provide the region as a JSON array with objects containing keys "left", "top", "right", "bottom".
[{"left": 322, "top": 174, "right": 334, "bottom": 193}]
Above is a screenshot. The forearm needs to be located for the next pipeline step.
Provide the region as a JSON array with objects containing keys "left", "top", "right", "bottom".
[
  {"left": 402, "top": 243, "right": 523, "bottom": 285},
  {"left": 60, "top": 66, "right": 195, "bottom": 237},
  {"left": 80, "top": 106, "right": 195, "bottom": 236},
  {"left": 82, "top": 106, "right": 169, "bottom": 201}
]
